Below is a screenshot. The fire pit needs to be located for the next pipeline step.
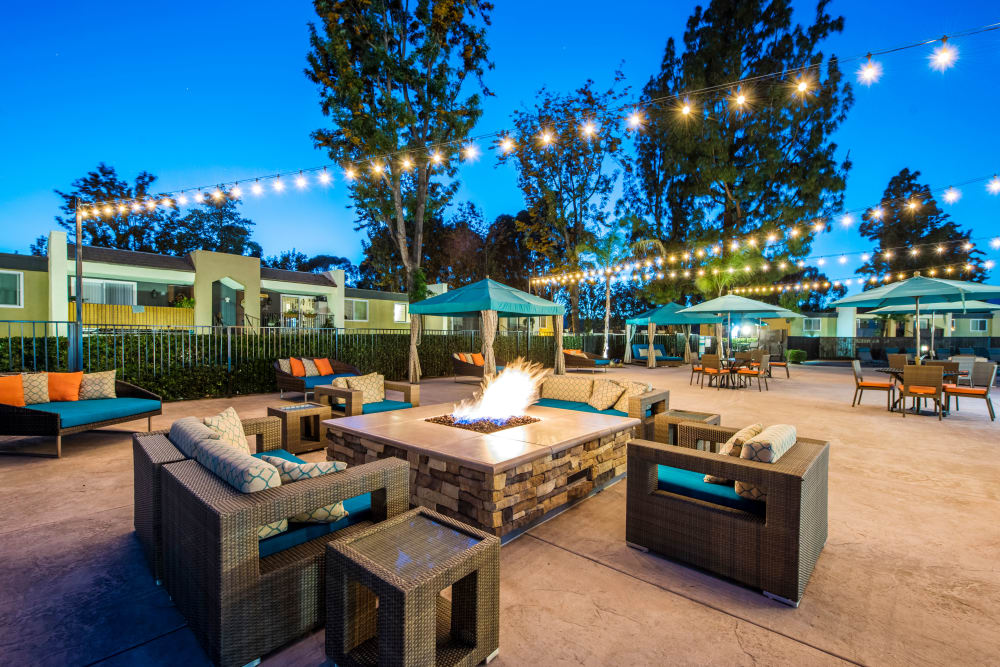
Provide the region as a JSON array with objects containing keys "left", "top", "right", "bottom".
[
  {"left": 425, "top": 414, "right": 540, "bottom": 434},
  {"left": 426, "top": 359, "right": 547, "bottom": 434}
]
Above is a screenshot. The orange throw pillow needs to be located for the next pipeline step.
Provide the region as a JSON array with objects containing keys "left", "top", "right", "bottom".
[
  {"left": 0, "top": 375, "right": 25, "bottom": 407},
  {"left": 48, "top": 371, "right": 83, "bottom": 402},
  {"left": 289, "top": 358, "right": 306, "bottom": 377},
  {"left": 471, "top": 353, "right": 485, "bottom": 366},
  {"left": 314, "top": 358, "right": 334, "bottom": 376}
]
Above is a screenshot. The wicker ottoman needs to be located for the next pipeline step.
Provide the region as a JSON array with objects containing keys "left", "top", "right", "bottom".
[
  {"left": 654, "top": 409, "right": 721, "bottom": 449},
  {"left": 326, "top": 507, "right": 500, "bottom": 667}
]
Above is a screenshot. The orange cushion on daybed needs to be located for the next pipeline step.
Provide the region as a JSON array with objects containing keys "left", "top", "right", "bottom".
[
  {"left": 289, "top": 358, "right": 306, "bottom": 377},
  {"left": 314, "top": 358, "right": 334, "bottom": 376},
  {"left": 0, "top": 375, "right": 25, "bottom": 407},
  {"left": 471, "top": 353, "right": 485, "bottom": 366},
  {"left": 48, "top": 371, "right": 83, "bottom": 402}
]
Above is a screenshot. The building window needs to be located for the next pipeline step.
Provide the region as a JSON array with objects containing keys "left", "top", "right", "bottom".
[
  {"left": 803, "top": 318, "right": 821, "bottom": 332},
  {"left": 393, "top": 302, "right": 409, "bottom": 323},
  {"left": 0, "top": 270, "right": 23, "bottom": 308},
  {"left": 345, "top": 298, "right": 368, "bottom": 322},
  {"left": 74, "top": 278, "right": 137, "bottom": 305},
  {"left": 970, "top": 319, "right": 988, "bottom": 332},
  {"left": 280, "top": 295, "right": 317, "bottom": 327}
]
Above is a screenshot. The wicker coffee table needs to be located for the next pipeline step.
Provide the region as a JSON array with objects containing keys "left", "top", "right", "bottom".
[
  {"left": 266, "top": 401, "right": 332, "bottom": 454},
  {"left": 654, "top": 409, "right": 722, "bottom": 449},
  {"left": 326, "top": 507, "right": 500, "bottom": 667}
]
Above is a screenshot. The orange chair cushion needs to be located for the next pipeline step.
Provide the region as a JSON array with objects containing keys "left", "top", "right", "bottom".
[
  {"left": 736, "top": 368, "right": 757, "bottom": 375},
  {"left": 702, "top": 368, "right": 721, "bottom": 374},
  {"left": 945, "top": 386, "right": 988, "bottom": 396},
  {"left": 48, "top": 371, "right": 83, "bottom": 402},
  {"left": 289, "top": 358, "right": 306, "bottom": 377},
  {"left": 313, "top": 358, "right": 334, "bottom": 376},
  {"left": 906, "top": 385, "right": 938, "bottom": 395},
  {"left": 692, "top": 365, "right": 703, "bottom": 371},
  {"left": 771, "top": 361, "right": 787, "bottom": 366},
  {"left": 0, "top": 375, "right": 25, "bottom": 407},
  {"left": 858, "top": 381, "right": 893, "bottom": 388},
  {"left": 471, "top": 353, "right": 485, "bottom": 366}
]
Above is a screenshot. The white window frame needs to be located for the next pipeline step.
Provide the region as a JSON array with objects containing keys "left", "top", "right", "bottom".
[
  {"left": 0, "top": 270, "right": 24, "bottom": 308},
  {"left": 970, "top": 318, "right": 988, "bottom": 333},
  {"left": 393, "top": 302, "right": 409, "bottom": 323},
  {"left": 345, "top": 298, "right": 369, "bottom": 322},
  {"left": 803, "top": 317, "right": 821, "bottom": 332}
]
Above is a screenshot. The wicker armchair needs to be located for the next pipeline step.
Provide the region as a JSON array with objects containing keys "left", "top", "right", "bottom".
[
  {"left": 132, "top": 416, "right": 283, "bottom": 584},
  {"left": 161, "top": 455, "right": 410, "bottom": 667},
  {"left": 273, "top": 358, "right": 361, "bottom": 399},
  {"left": 626, "top": 423, "right": 829, "bottom": 606},
  {"left": 900, "top": 364, "right": 944, "bottom": 420},
  {"left": 319, "top": 380, "right": 420, "bottom": 417},
  {"left": 0, "top": 379, "right": 161, "bottom": 458}
]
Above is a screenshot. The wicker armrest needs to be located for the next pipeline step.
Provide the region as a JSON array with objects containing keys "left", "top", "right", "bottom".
[
  {"left": 0, "top": 402, "right": 60, "bottom": 435},
  {"left": 629, "top": 388, "right": 669, "bottom": 420},
  {"left": 384, "top": 380, "right": 420, "bottom": 406},
  {"left": 134, "top": 432, "right": 185, "bottom": 464},
  {"left": 323, "top": 387, "right": 364, "bottom": 416},
  {"left": 677, "top": 423, "right": 739, "bottom": 449},
  {"left": 115, "top": 380, "right": 161, "bottom": 402},
  {"left": 241, "top": 416, "right": 282, "bottom": 453}
]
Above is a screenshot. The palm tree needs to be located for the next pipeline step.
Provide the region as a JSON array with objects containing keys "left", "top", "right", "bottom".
[{"left": 575, "top": 220, "right": 632, "bottom": 357}]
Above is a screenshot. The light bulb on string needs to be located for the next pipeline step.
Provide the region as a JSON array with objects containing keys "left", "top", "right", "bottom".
[
  {"left": 626, "top": 110, "right": 643, "bottom": 129},
  {"left": 462, "top": 143, "right": 479, "bottom": 161},
  {"left": 990, "top": 238, "right": 1000, "bottom": 249},
  {"left": 841, "top": 214, "right": 853, "bottom": 226},
  {"left": 145, "top": 199, "right": 157, "bottom": 210},
  {"left": 930, "top": 37, "right": 958, "bottom": 71},
  {"left": 870, "top": 206, "right": 884, "bottom": 220},
  {"left": 251, "top": 180, "right": 263, "bottom": 195},
  {"left": 943, "top": 187, "right": 960, "bottom": 204},
  {"left": 538, "top": 130, "right": 554, "bottom": 146},
  {"left": 230, "top": 185, "right": 242, "bottom": 199},
  {"left": 273, "top": 177, "right": 285, "bottom": 192},
  {"left": 211, "top": 189, "right": 224, "bottom": 201},
  {"left": 580, "top": 121, "right": 597, "bottom": 138},
  {"left": 906, "top": 199, "right": 920, "bottom": 211},
  {"left": 988, "top": 176, "right": 1000, "bottom": 195},
  {"left": 177, "top": 195, "right": 187, "bottom": 205},
  {"left": 370, "top": 162, "right": 384, "bottom": 175},
  {"left": 401, "top": 156, "right": 414, "bottom": 171},
  {"left": 117, "top": 204, "right": 127, "bottom": 214},
  {"left": 132, "top": 203, "right": 142, "bottom": 213},
  {"left": 679, "top": 100, "right": 693, "bottom": 117},
  {"left": 295, "top": 172, "right": 308, "bottom": 189},
  {"left": 857, "top": 55, "right": 883, "bottom": 86},
  {"left": 499, "top": 136, "right": 515, "bottom": 153},
  {"left": 344, "top": 167, "right": 357, "bottom": 181},
  {"left": 319, "top": 168, "right": 332, "bottom": 185},
  {"left": 430, "top": 152, "right": 444, "bottom": 166},
  {"left": 733, "top": 89, "right": 748, "bottom": 109}
]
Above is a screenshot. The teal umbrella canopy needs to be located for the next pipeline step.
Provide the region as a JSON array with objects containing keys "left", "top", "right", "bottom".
[
  {"left": 867, "top": 300, "right": 1000, "bottom": 315},
  {"left": 831, "top": 276, "right": 1000, "bottom": 308},
  {"left": 625, "top": 302, "right": 725, "bottom": 326},
  {"left": 408, "top": 278, "right": 565, "bottom": 317},
  {"left": 677, "top": 294, "right": 804, "bottom": 318}
]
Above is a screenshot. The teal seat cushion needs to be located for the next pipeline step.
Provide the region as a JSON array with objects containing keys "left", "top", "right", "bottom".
[
  {"left": 332, "top": 400, "right": 413, "bottom": 415},
  {"left": 535, "top": 397, "right": 653, "bottom": 418},
  {"left": 259, "top": 492, "right": 372, "bottom": 558},
  {"left": 30, "top": 398, "right": 161, "bottom": 428},
  {"left": 594, "top": 359, "right": 612, "bottom": 366},
  {"left": 303, "top": 373, "right": 355, "bottom": 389},
  {"left": 656, "top": 465, "right": 764, "bottom": 516},
  {"left": 662, "top": 356, "right": 683, "bottom": 361},
  {"left": 632, "top": 344, "right": 673, "bottom": 361},
  {"left": 251, "top": 448, "right": 305, "bottom": 464}
]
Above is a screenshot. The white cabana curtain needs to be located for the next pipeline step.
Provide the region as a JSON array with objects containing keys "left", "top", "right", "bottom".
[
  {"left": 480, "top": 309, "right": 498, "bottom": 376},
  {"left": 683, "top": 324, "right": 693, "bottom": 363},
  {"left": 554, "top": 315, "right": 565, "bottom": 375},
  {"left": 623, "top": 324, "right": 635, "bottom": 363},
  {"left": 408, "top": 314, "right": 422, "bottom": 383},
  {"left": 647, "top": 322, "right": 656, "bottom": 368}
]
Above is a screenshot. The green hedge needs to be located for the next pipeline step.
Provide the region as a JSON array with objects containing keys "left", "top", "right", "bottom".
[{"left": 786, "top": 349, "right": 807, "bottom": 364}]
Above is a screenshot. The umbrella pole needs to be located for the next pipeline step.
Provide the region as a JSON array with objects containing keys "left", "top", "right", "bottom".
[
  {"left": 914, "top": 297, "right": 921, "bottom": 364},
  {"left": 930, "top": 313, "right": 935, "bottom": 358}
]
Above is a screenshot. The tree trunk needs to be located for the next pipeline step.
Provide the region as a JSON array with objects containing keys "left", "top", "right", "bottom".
[
  {"left": 569, "top": 284, "right": 579, "bottom": 333},
  {"left": 602, "top": 277, "right": 611, "bottom": 357}
]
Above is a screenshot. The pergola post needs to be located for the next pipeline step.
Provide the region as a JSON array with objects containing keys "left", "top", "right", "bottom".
[
  {"left": 647, "top": 322, "right": 656, "bottom": 368},
  {"left": 480, "top": 309, "right": 498, "bottom": 376},
  {"left": 408, "top": 314, "right": 422, "bottom": 383},
  {"left": 554, "top": 315, "right": 565, "bottom": 375}
]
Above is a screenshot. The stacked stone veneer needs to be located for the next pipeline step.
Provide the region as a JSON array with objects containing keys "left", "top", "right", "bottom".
[{"left": 327, "top": 424, "right": 638, "bottom": 538}]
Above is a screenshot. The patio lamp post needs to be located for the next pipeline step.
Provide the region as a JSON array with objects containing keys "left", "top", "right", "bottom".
[{"left": 73, "top": 199, "right": 83, "bottom": 371}]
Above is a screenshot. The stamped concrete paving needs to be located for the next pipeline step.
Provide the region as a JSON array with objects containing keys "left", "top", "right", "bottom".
[{"left": 0, "top": 364, "right": 996, "bottom": 665}]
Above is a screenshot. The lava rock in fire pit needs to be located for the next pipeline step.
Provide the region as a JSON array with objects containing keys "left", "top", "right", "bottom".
[{"left": 426, "top": 414, "right": 541, "bottom": 434}]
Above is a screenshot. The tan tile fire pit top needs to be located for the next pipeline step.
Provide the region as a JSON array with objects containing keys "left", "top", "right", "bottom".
[{"left": 324, "top": 404, "right": 641, "bottom": 474}]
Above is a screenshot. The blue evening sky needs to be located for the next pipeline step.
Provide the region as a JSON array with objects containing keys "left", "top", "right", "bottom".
[{"left": 1, "top": 1, "right": 998, "bottom": 291}]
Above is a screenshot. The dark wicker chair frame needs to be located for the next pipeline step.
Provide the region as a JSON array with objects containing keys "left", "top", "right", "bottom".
[
  {"left": 132, "top": 416, "right": 283, "bottom": 585},
  {"left": 564, "top": 350, "right": 610, "bottom": 372},
  {"left": 161, "top": 454, "right": 410, "bottom": 667},
  {"left": 273, "top": 358, "right": 361, "bottom": 400},
  {"left": 626, "top": 423, "right": 829, "bottom": 606},
  {"left": 320, "top": 381, "right": 420, "bottom": 417},
  {"left": 452, "top": 354, "right": 491, "bottom": 382},
  {"left": 0, "top": 379, "right": 161, "bottom": 458}
]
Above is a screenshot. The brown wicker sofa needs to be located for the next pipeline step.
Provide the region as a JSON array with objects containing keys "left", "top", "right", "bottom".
[
  {"left": 0, "top": 377, "right": 161, "bottom": 458},
  {"left": 625, "top": 422, "right": 829, "bottom": 606},
  {"left": 564, "top": 350, "right": 615, "bottom": 372},
  {"left": 153, "top": 435, "right": 409, "bottom": 666},
  {"left": 452, "top": 353, "right": 505, "bottom": 380},
  {"left": 273, "top": 357, "right": 361, "bottom": 399},
  {"left": 132, "top": 415, "right": 282, "bottom": 584}
]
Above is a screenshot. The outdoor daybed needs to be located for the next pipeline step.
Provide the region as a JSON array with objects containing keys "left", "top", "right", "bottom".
[
  {"left": 630, "top": 343, "right": 684, "bottom": 367},
  {"left": 452, "top": 352, "right": 504, "bottom": 380},
  {"left": 273, "top": 357, "right": 360, "bottom": 399},
  {"left": 564, "top": 349, "right": 616, "bottom": 372},
  {"left": 0, "top": 371, "right": 161, "bottom": 458}
]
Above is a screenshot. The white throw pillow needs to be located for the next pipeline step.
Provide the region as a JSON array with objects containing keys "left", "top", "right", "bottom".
[
  {"left": 168, "top": 417, "right": 219, "bottom": 459},
  {"left": 259, "top": 455, "right": 349, "bottom": 523},
  {"left": 704, "top": 423, "right": 763, "bottom": 484},
  {"left": 734, "top": 424, "right": 797, "bottom": 501},
  {"left": 204, "top": 407, "right": 249, "bottom": 455},
  {"left": 194, "top": 440, "right": 281, "bottom": 493}
]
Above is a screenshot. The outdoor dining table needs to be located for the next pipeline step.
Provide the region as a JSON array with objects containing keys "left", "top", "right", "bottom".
[
  {"left": 718, "top": 358, "right": 752, "bottom": 388},
  {"left": 876, "top": 367, "right": 960, "bottom": 416}
]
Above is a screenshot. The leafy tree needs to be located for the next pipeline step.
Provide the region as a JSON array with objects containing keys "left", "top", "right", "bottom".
[
  {"left": 306, "top": 0, "right": 493, "bottom": 295},
  {"left": 155, "top": 197, "right": 262, "bottom": 258},
  {"left": 576, "top": 217, "right": 635, "bottom": 355},
  {"left": 483, "top": 211, "right": 537, "bottom": 291},
  {"left": 500, "top": 77, "right": 629, "bottom": 331},
  {"left": 263, "top": 249, "right": 310, "bottom": 270},
  {"left": 53, "top": 162, "right": 176, "bottom": 252},
  {"left": 629, "top": 0, "right": 853, "bottom": 299},
  {"left": 856, "top": 168, "right": 986, "bottom": 283}
]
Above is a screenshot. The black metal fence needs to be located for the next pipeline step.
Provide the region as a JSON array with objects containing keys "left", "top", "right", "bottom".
[{"left": 788, "top": 335, "right": 999, "bottom": 361}]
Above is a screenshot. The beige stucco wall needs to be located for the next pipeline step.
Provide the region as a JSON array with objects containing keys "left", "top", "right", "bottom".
[
  {"left": 189, "top": 251, "right": 261, "bottom": 328},
  {"left": 0, "top": 268, "right": 49, "bottom": 321}
]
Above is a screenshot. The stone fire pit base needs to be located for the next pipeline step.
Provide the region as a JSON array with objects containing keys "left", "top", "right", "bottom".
[{"left": 325, "top": 405, "right": 640, "bottom": 540}]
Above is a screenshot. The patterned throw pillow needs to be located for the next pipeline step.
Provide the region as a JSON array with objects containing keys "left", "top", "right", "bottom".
[
  {"left": 259, "top": 455, "right": 349, "bottom": 523},
  {"left": 541, "top": 376, "right": 593, "bottom": 403},
  {"left": 79, "top": 370, "right": 117, "bottom": 400},
  {"left": 21, "top": 373, "right": 49, "bottom": 405},
  {"left": 734, "top": 424, "right": 797, "bottom": 501},
  {"left": 194, "top": 439, "right": 281, "bottom": 493},
  {"left": 302, "top": 358, "right": 320, "bottom": 376},
  {"left": 587, "top": 379, "right": 625, "bottom": 411},
  {"left": 204, "top": 407, "right": 250, "bottom": 455},
  {"left": 258, "top": 519, "right": 288, "bottom": 540},
  {"left": 277, "top": 358, "right": 292, "bottom": 374},
  {"left": 636, "top": 347, "right": 648, "bottom": 358},
  {"left": 704, "top": 423, "right": 763, "bottom": 484},
  {"left": 347, "top": 373, "right": 385, "bottom": 403},
  {"left": 169, "top": 416, "right": 219, "bottom": 458},
  {"left": 612, "top": 381, "right": 650, "bottom": 414}
]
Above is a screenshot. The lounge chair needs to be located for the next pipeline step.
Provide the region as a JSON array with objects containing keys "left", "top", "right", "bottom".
[
  {"left": 958, "top": 347, "right": 975, "bottom": 356},
  {"left": 934, "top": 348, "right": 951, "bottom": 360},
  {"left": 564, "top": 350, "right": 614, "bottom": 372},
  {"left": 630, "top": 343, "right": 684, "bottom": 367},
  {"left": 857, "top": 347, "right": 876, "bottom": 365},
  {"left": 452, "top": 353, "right": 504, "bottom": 381}
]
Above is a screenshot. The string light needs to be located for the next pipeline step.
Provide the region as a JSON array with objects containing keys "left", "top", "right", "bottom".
[
  {"left": 500, "top": 136, "right": 515, "bottom": 153},
  {"left": 988, "top": 176, "right": 1000, "bottom": 195},
  {"left": 627, "top": 110, "right": 643, "bottom": 129},
  {"left": 370, "top": 162, "right": 384, "bottom": 175},
  {"left": 295, "top": 172, "right": 308, "bottom": 189},
  {"left": 194, "top": 191, "right": 205, "bottom": 203},
  {"left": 230, "top": 185, "right": 242, "bottom": 198},
  {"left": 733, "top": 90, "right": 748, "bottom": 107},
  {"left": 906, "top": 199, "right": 920, "bottom": 211},
  {"left": 319, "top": 168, "right": 332, "bottom": 185},
  {"left": 401, "top": 157, "right": 414, "bottom": 171},
  {"left": 857, "top": 55, "right": 883, "bottom": 85},
  {"left": 538, "top": 130, "right": 555, "bottom": 146},
  {"left": 176, "top": 195, "right": 187, "bottom": 205},
  {"left": 943, "top": 187, "right": 961, "bottom": 203},
  {"left": 581, "top": 121, "right": 597, "bottom": 137},
  {"left": 430, "top": 152, "right": 443, "bottom": 165},
  {"left": 680, "top": 100, "right": 693, "bottom": 116},
  {"left": 211, "top": 188, "right": 224, "bottom": 201},
  {"left": 930, "top": 37, "right": 958, "bottom": 71},
  {"left": 841, "top": 213, "right": 853, "bottom": 226},
  {"left": 462, "top": 143, "right": 480, "bottom": 161},
  {"left": 870, "top": 206, "right": 884, "bottom": 220}
]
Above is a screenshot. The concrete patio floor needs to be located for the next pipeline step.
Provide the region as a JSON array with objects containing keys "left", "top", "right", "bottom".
[{"left": 1, "top": 363, "right": 997, "bottom": 666}]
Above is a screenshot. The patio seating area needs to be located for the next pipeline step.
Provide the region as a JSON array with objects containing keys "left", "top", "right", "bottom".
[{"left": 2, "top": 362, "right": 997, "bottom": 665}]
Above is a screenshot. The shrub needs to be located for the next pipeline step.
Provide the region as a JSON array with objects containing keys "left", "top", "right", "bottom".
[{"left": 786, "top": 349, "right": 807, "bottom": 364}]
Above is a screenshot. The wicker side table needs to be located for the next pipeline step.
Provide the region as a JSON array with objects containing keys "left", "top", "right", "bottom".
[
  {"left": 654, "top": 409, "right": 721, "bottom": 449},
  {"left": 266, "top": 401, "right": 332, "bottom": 454},
  {"left": 326, "top": 507, "right": 500, "bottom": 667}
]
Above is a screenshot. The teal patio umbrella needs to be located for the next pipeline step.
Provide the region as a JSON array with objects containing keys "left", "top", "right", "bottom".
[
  {"left": 678, "top": 295, "right": 803, "bottom": 358},
  {"left": 409, "top": 279, "right": 566, "bottom": 377},
  {"left": 832, "top": 275, "right": 1000, "bottom": 361},
  {"left": 626, "top": 303, "right": 724, "bottom": 365},
  {"left": 867, "top": 300, "right": 1000, "bottom": 357}
]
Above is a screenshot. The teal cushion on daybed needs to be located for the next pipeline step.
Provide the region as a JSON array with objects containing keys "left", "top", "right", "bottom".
[
  {"left": 29, "top": 397, "right": 161, "bottom": 428},
  {"left": 331, "top": 399, "right": 413, "bottom": 415},
  {"left": 594, "top": 358, "right": 612, "bottom": 366},
  {"left": 656, "top": 465, "right": 764, "bottom": 516},
  {"left": 303, "top": 373, "right": 356, "bottom": 389}
]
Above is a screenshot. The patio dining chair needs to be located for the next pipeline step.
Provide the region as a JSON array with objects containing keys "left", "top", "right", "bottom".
[
  {"left": 850, "top": 360, "right": 895, "bottom": 409},
  {"left": 952, "top": 355, "right": 976, "bottom": 387},
  {"left": 736, "top": 354, "right": 770, "bottom": 391},
  {"left": 689, "top": 354, "right": 703, "bottom": 386},
  {"left": 699, "top": 354, "right": 725, "bottom": 390},
  {"left": 886, "top": 353, "right": 909, "bottom": 370},
  {"left": 944, "top": 362, "right": 997, "bottom": 421},
  {"left": 900, "top": 364, "right": 944, "bottom": 420}
]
